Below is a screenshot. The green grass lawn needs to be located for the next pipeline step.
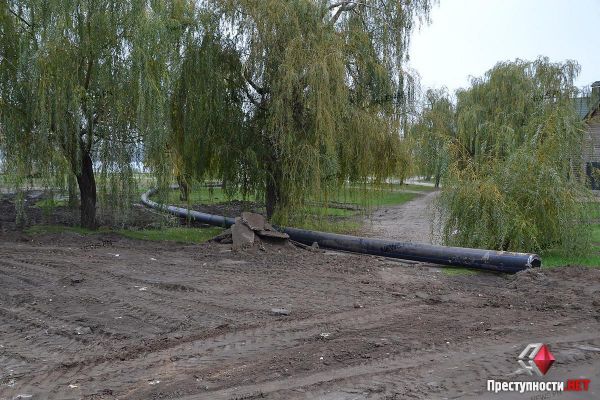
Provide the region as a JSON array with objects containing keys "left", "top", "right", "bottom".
[
  {"left": 541, "top": 251, "right": 600, "bottom": 268},
  {"left": 302, "top": 205, "right": 356, "bottom": 217},
  {"left": 34, "top": 198, "right": 68, "bottom": 209},
  {"left": 589, "top": 203, "right": 600, "bottom": 219},
  {"left": 282, "top": 217, "right": 362, "bottom": 234},
  {"left": 165, "top": 184, "right": 423, "bottom": 210},
  {"left": 541, "top": 224, "right": 600, "bottom": 268},
  {"left": 154, "top": 184, "right": 422, "bottom": 234},
  {"left": 166, "top": 186, "right": 254, "bottom": 205},
  {"left": 24, "top": 224, "right": 222, "bottom": 244},
  {"left": 373, "top": 191, "right": 419, "bottom": 207},
  {"left": 153, "top": 183, "right": 426, "bottom": 235},
  {"left": 26, "top": 181, "right": 419, "bottom": 241}
]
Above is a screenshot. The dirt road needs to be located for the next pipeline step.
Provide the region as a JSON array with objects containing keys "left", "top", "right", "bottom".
[
  {"left": 363, "top": 190, "right": 440, "bottom": 244},
  {"left": 0, "top": 232, "right": 598, "bottom": 399}
]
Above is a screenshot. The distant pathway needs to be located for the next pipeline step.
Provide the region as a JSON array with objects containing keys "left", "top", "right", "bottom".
[{"left": 363, "top": 190, "right": 440, "bottom": 244}]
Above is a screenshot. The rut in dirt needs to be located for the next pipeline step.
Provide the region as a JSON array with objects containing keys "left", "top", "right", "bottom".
[{"left": 0, "top": 232, "right": 598, "bottom": 399}]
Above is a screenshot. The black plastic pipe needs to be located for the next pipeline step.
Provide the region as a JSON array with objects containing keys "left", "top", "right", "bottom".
[
  {"left": 141, "top": 188, "right": 541, "bottom": 272},
  {"left": 141, "top": 187, "right": 236, "bottom": 228},
  {"left": 281, "top": 227, "right": 540, "bottom": 272}
]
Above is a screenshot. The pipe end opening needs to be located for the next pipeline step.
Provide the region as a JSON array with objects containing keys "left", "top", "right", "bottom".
[{"left": 529, "top": 255, "right": 542, "bottom": 269}]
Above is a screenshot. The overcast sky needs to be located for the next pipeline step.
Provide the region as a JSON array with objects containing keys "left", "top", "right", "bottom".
[{"left": 408, "top": 0, "right": 600, "bottom": 94}]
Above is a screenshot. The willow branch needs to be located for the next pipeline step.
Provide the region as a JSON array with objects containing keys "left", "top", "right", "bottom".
[
  {"left": 242, "top": 67, "right": 266, "bottom": 96},
  {"left": 8, "top": 7, "right": 32, "bottom": 28},
  {"left": 241, "top": 83, "right": 264, "bottom": 109},
  {"left": 329, "top": 1, "right": 357, "bottom": 24}
]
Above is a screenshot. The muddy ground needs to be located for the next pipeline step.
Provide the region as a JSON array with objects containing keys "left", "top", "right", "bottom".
[
  {"left": 1, "top": 193, "right": 599, "bottom": 399},
  {"left": 0, "top": 230, "right": 599, "bottom": 400}
]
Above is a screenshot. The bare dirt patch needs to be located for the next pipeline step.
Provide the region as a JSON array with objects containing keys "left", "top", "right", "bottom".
[
  {"left": 363, "top": 190, "right": 441, "bottom": 244},
  {"left": 0, "top": 191, "right": 197, "bottom": 233},
  {"left": 0, "top": 231, "right": 598, "bottom": 399}
]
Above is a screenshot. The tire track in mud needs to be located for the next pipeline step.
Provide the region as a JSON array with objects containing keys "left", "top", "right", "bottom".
[
  {"left": 1, "top": 236, "right": 598, "bottom": 399},
  {"left": 0, "top": 305, "right": 111, "bottom": 381},
  {"left": 0, "top": 245, "right": 372, "bottom": 396},
  {"left": 4, "top": 292, "right": 594, "bottom": 399},
  {"left": 7, "top": 300, "right": 427, "bottom": 397},
  {"left": 0, "top": 251, "right": 228, "bottom": 393},
  {"left": 184, "top": 334, "right": 600, "bottom": 400},
  {"left": 10, "top": 299, "right": 570, "bottom": 398},
  {"left": 0, "top": 258, "right": 187, "bottom": 332},
  {"left": 119, "top": 300, "right": 599, "bottom": 399},
  {"left": 1, "top": 247, "right": 309, "bottom": 334},
  {"left": 1, "top": 253, "right": 252, "bottom": 328}
]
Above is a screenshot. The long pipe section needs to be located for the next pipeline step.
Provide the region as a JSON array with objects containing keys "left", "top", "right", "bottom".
[
  {"left": 141, "top": 188, "right": 541, "bottom": 272},
  {"left": 142, "top": 188, "right": 236, "bottom": 228}
]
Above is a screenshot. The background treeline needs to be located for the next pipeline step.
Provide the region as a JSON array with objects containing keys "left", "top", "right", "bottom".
[
  {"left": 410, "top": 57, "right": 595, "bottom": 254},
  {"left": 0, "top": 0, "right": 433, "bottom": 227},
  {"left": 1, "top": 1, "right": 595, "bottom": 255}
]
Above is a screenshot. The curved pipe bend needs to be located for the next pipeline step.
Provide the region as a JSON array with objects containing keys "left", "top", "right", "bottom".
[{"left": 141, "top": 188, "right": 541, "bottom": 273}]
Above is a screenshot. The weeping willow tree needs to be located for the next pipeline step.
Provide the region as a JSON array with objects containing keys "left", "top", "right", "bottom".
[
  {"left": 437, "top": 57, "right": 592, "bottom": 253},
  {"left": 410, "top": 88, "right": 454, "bottom": 187},
  {"left": 178, "top": 0, "right": 435, "bottom": 220},
  {"left": 0, "top": 0, "right": 186, "bottom": 228},
  {"left": 169, "top": 25, "right": 246, "bottom": 202}
]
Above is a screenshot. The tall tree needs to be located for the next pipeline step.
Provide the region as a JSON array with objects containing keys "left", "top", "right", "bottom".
[
  {"left": 168, "top": 25, "right": 246, "bottom": 202},
  {"left": 189, "top": 0, "right": 434, "bottom": 220},
  {"left": 410, "top": 88, "right": 454, "bottom": 187},
  {"left": 0, "top": 0, "right": 185, "bottom": 228},
  {"left": 437, "top": 57, "right": 592, "bottom": 253}
]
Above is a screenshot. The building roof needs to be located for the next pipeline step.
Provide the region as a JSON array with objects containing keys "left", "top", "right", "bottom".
[
  {"left": 574, "top": 95, "right": 600, "bottom": 120},
  {"left": 574, "top": 97, "right": 592, "bottom": 119},
  {"left": 573, "top": 80, "right": 600, "bottom": 120}
]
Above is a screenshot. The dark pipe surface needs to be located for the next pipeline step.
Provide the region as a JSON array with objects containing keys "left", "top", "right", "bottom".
[
  {"left": 141, "top": 188, "right": 541, "bottom": 272},
  {"left": 142, "top": 188, "right": 235, "bottom": 228},
  {"left": 281, "top": 227, "right": 540, "bottom": 273}
]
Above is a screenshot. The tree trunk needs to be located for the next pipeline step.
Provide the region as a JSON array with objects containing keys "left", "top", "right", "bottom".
[
  {"left": 264, "top": 144, "right": 282, "bottom": 220},
  {"left": 177, "top": 174, "right": 189, "bottom": 202},
  {"left": 76, "top": 152, "right": 97, "bottom": 229},
  {"left": 67, "top": 173, "right": 79, "bottom": 208},
  {"left": 265, "top": 175, "right": 279, "bottom": 220}
]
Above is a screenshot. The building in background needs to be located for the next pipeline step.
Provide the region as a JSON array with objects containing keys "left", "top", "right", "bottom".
[{"left": 575, "top": 81, "right": 600, "bottom": 190}]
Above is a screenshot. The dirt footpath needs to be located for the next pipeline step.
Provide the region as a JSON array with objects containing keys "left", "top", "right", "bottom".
[
  {"left": 0, "top": 232, "right": 599, "bottom": 399},
  {"left": 363, "top": 190, "right": 441, "bottom": 244}
]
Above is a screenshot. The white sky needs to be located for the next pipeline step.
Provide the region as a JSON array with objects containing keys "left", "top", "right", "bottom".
[{"left": 409, "top": 0, "right": 600, "bottom": 93}]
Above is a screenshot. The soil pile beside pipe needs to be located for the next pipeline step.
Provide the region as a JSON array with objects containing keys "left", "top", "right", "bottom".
[{"left": 213, "top": 212, "right": 291, "bottom": 251}]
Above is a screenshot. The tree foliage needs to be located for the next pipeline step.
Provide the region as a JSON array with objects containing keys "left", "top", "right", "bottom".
[
  {"left": 176, "top": 0, "right": 435, "bottom": 221},
  {"left": 1, "top": 0, "right": 433, "bottom": 227},
  {"left": 410, "top": 88, "right": 454, "bottom": 187},
  {"left": 436, "top": 58, "right": 592, "bottom": 253},
  {"left": 168, "top": 25, "right": 246, "bottom": 201},
  {"left": 0, "top": 0, "right": 187, "bottom": 227}
]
